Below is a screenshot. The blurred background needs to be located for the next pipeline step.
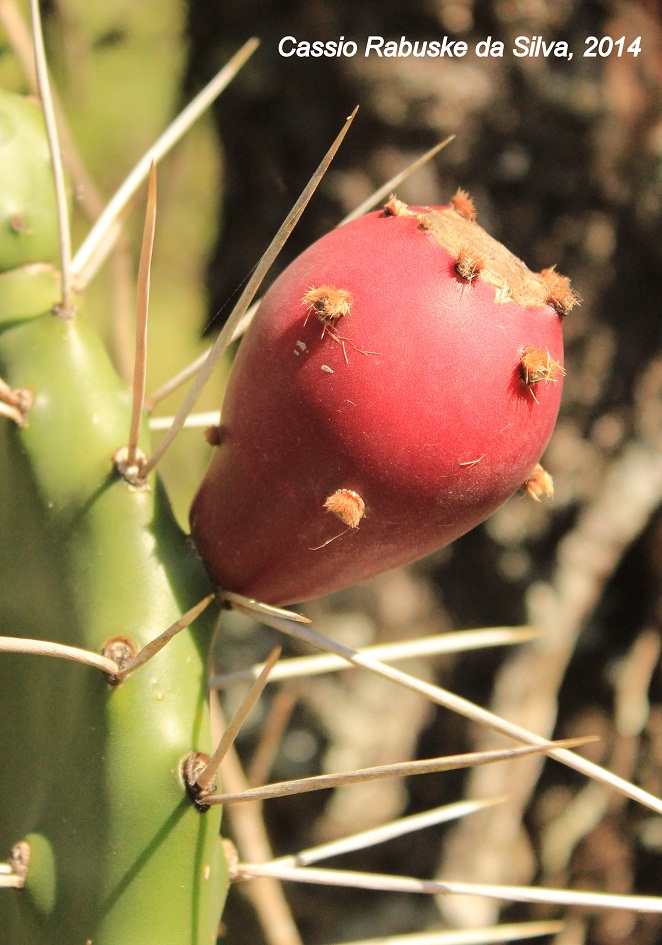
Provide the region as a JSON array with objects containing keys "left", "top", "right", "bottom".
[{"left": 2, "top": 1, "right": 662, "bottom": 943}]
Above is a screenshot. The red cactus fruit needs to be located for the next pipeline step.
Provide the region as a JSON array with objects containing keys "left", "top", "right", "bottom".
[{"left": 190, "top": 194, "right": 575, "bottom": 605}]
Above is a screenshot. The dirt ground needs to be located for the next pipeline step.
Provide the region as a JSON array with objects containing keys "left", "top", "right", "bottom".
[{"left": 186, "top": 2, "right": 662, "bottom": 944}]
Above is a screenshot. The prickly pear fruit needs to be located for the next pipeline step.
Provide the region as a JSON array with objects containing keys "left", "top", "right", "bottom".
[
  {"left": 190, "top": 195, "right": 577, "bottom": 606},
  {"left": 0, "top": 91, "right": 61, "bottom": 272}
]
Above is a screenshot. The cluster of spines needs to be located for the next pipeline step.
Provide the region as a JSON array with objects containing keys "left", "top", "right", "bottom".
[
  {"left": 519, "top": 347, "right": 564, "bottom": 388},
  {"left": 540, "top": 267, "right": 581, "bottom": 317},
  {"left": 302, "top": 285, "right": 352, "bottom": 326},
  {"left": 382, "top": 190, "right": 580, "bottom": 316}
]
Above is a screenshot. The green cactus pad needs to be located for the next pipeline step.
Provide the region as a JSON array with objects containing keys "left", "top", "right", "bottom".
[
  {"left": 0, "top": 264, "right": 63, "bottom": 326},
  {"left": 0, "top": 303, "right": 228, "bottom": 945},
  {"left": 0, "top": 91, "right": 62, "bottom": 273}
]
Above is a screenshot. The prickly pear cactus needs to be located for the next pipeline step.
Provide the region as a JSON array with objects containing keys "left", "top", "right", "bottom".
[
  {"left": 0, "top": 86, "right": 227, "bottom": 945},
  {"left": 1, "top": 19, "right": 602, "bottom": 943}
]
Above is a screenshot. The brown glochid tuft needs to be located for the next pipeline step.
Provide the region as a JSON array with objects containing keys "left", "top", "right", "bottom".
[
  {"left": 540, "top": 267, "right": 580, "bottom": 317},
  {"left": 519, "top": 347, "right": 565, "bottom": 387},
  {"left": 324, "top": 489, "right": 365, "bottom": 529},
  {"left": 383, "top": 194, "right": 413, "bottom": 217},
  {"left": 303, "top": 285, "right": 352, "bottom": 326},
  {"left": 451, "top": 188, "right": 477, "bottom": 222},
  {"left": 455, "top": 245, "right": 484, "bottom": 283},
  {"left": 523, "top": 463, "right": 554, "bottom": 501}
]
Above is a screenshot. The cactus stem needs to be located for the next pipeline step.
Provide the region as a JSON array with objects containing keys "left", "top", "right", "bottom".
[
  {"left": 0, "top": 0, "right": 109, "bottom": 229},
  {"left": 0, "top": 635, "right": 119, "bottom": 674},
  {"left": 71, "top": 38, "right": 260, "bottom": 286},
  {"left": 209, "top": 627, "right": 541, "bottom": 690},
  {"left": 9, "top": 213, "right": 29, "bottom": 234},
  {"left": 111, "top": 593, "right": 216, "bottom": 683},
  {"left": 127, "top": 162, "right": 157, "bottom": 468},
  {"left": 195, "top": 646, "right": 282, "bottom": 793},
  {"left": 29, "top": 0, "right": 74, "bottom": 315}
]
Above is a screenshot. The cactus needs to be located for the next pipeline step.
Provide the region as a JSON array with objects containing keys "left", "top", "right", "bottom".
[
  {"left": 0, "top": 19, "right": 356, "bottom": 939},
  {"left": 3, "top": 8, "right": 662, "bottom": 945}
]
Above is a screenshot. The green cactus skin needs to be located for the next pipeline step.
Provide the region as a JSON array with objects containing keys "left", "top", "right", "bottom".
[
  {"left": 0, "top": 285, "right": 228, "bottom": 943},
  {"left": 0, "top": 264, "right": 62, "bottom": 324},
  {"left": 0, "top": 92, "right": 62, "bottom": 273}
]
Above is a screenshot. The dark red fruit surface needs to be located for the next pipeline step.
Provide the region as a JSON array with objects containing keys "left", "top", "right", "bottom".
[{"left": 190, "top": 200, "right": 571, "bottom": 605}]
